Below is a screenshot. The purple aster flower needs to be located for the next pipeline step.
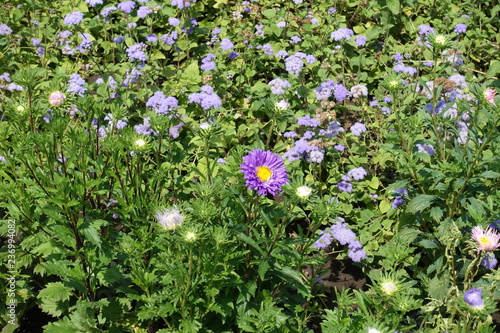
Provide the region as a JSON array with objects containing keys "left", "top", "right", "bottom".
[
  {"left": 137, "top": 6, "right": 152, "bottom": 18},
  {"left": 64, "top": 11, "right": 84, "bottom": 26},
  {"left": 347, "top": 167, "right": 367, "bottom": 180},
  {"left": 118, "top": 1, "right": 135, "bottom": 13},
  {"left": 127, "top": 22, "right": 137, "bottom": 29},
  {"left": 217, "top": 158, "right": 226, "bottom": 164},
  {"left": 355, "top": 35, "right": 366, "bottom": 46},
  {"left": 126, "top": 43, "right": 147, "bottom": 62},
  {"left": 85, "top": 0, "right": 103, "bottom": 6},
  {"left": 464, "top": 288, "right": 484, "bottom": 309},
  {"left": 290, "top": 36, "right": 302, "bottom": 44},
  {"left": 328, "top": 7, "right": 336, "bottom": 14},
  {"left": 454, "top": 23, "right": 467, "bottom": 34},
  {"left": 350, "top": 122, "right": 367, "bottom": 136},
  {"left": 240, "top": 149, "right": 288, "bottom": 196},
  {"left": 220, "top": 38, "right": 234, "bottom": 51},
  {"left": 31, "top": 38, "right": 41, "bottom": 46},
  {"left": 268, "top": 78, "right": 291, "bottom": 95},
  {"left": 212, "top": 28, "right": 221, "bottom": 34},
  {"left": 228, "top": 51, "right": 239, "bottom": 59},
  {"left": 337, "top": 181, "right": 352, "bottom": 193},
  {"left": 481, "top": 253, "right": 497, "bottom": 270}
]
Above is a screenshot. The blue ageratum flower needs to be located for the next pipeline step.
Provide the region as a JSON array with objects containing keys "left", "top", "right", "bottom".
[
  {"left": 0, "top": 23, "right": 13, "bottom": 35},
  {"left": 118, "top": 1, "right": 136, "bottom": 13},
  {"left": 240, "top": 149, "right": 288, "bottom": 196},
  {"left": 464, "top": 288, "right": 484, "bottom": 310},
  {"left": 63, "top": 11, "right": 84, "bottom": 26}
]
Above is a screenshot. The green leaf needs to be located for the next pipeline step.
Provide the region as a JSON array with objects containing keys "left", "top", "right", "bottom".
[
  {"left": 180, "top": 61, "right": 201, "bottom": 85},
  {"left": 38, "top": 282, "right": 72, "bottom": 317},
  {"left": 407, "top": 195, "right": 436, "bottom": 213},
  {"left": 236, "top": 233, "right": 265, "bottom": 256},
  {"left": 262, "top": 9, "right": 276, "bottom": 19},
  {"left": 430, "top": 206, "right": 443, "bottom": 222},
  {"left": 479, "top": 171, "right": 500, "bottom": 179},
  {"left": 386, "top": 0, "right": 400, "bottom": 14},
  {"left": 258, "top": 259, "right": 270, "bottom": 280},
  {"left": 487, "top": 61, "right": 500, "bottom": 78}
]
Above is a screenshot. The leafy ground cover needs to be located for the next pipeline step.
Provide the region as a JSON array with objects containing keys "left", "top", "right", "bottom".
[{"left": 0, "top": 0, "right": 499, "bottom": 332}]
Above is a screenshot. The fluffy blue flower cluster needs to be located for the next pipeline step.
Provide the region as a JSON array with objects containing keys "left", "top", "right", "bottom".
[
  {"left": 313, "top": 217, "right": 367, "bottom": 262},
  {"left": 315, "top": 79, "right": 349, "bottom": 102},
  {"left": 188, "top": 85, "right": 222, "bottom": 110},
  {"left": 268, "top": 78, "right": 291, "bottom": 95},
  {"left": 146, "top": 91, "right": 179, "bottom": 114}
]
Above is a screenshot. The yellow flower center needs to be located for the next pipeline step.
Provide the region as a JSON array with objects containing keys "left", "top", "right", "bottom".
[
  {"left": 256, "top": 166, "right": 272, "bottom": 182},
  {"left": 479, "top": 237, "right": 492, "bottom": 246}
]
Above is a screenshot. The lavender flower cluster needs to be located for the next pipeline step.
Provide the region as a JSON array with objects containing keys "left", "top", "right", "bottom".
[
  {"left": 313, "top": 217, "right": 367, "bottom": 262},
  {"left": 315, "top": 79, "right": 349, "bottom": 102},
  {"left": 188, "top": 85, "right": 222, "bottom": 110}
]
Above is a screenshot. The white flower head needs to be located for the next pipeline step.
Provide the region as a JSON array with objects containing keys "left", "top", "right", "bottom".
[
  {"left": 155, "top": 208, "right": 184, "bottom": 230},
  {"left": 296, "top": 185, "right": 313, "bottom": 198},
  {"left": 275, "top": 99, "right": 290, "bottom": 111},
  {"left": 380, "top": 281, "right": 398, "bottom": 296},
  {"left": 185, "top": 231, "right": 197, "bottom": 242},
  {"left": 135, "top": 138, "right": 146, "bottom": 147},
  {"left": 367, "top": 328, "right": 382, "bottom": 333}
]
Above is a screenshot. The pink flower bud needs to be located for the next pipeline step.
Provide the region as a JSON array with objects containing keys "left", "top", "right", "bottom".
[{"left": 48, "top": 91, "right": 66, "bottom": 106}]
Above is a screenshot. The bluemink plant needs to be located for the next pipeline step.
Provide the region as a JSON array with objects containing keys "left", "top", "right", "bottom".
[{"left": 313, "top": 217, "right": 366, "bottom": 262}]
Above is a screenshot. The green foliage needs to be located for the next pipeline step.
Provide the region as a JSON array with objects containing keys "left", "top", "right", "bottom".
[{"left": 0, "top": 0, "right": 499, "bottom": 331}]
